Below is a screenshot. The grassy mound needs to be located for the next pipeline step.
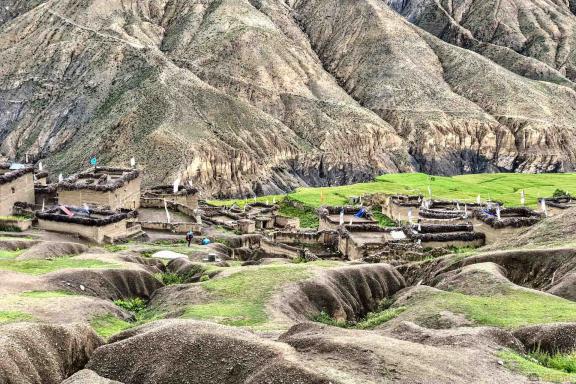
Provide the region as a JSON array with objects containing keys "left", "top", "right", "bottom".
[
  {"left": 395, "top": 288, "right": 576, "bottom": 329},
  {"left": 182, "top": 262, "right": 340, "bottom": 327}
]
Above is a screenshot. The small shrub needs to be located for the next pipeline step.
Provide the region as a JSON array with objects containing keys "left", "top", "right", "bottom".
[
  {"left": 200, "top": 274, "right": 210, "bottom": 282},
  {"left": 530, "top": 349, "right": 576, "bottom": 374},
  {"left": 355, "top": 307, "right": 406, "bottom": 329},
  {"left": 553, "top": 189, "right": 571, "bottom": 198},
  {"left": 114, "top": 297, "right": 147, "bottom": 313},
  {"left": 371, "top": 207, "right": 396, "bottom": 227},
  {"left": 155, "top": 272, "right": 184, "bottom": 285},
  {"left": 312, "top": 310, "right": 348, "bottom": 328}
]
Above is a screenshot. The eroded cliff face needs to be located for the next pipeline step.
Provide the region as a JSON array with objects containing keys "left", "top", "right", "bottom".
[
  {"left": 383, "top": 0, "right": 576, "bottom": 84},
  {"left": 0, "top": 0, "right": 575, "bottom": 196}
]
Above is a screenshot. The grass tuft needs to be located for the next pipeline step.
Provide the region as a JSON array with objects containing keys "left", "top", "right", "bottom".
[
  {"left": 498, "top": 350, "right": 576, "bottom": 383},
  {"left": 90, "top": 315, "right": 133, "bottom": 339},
  {"left": 0, "top": 310, "right": 33, "bottom": 324}
]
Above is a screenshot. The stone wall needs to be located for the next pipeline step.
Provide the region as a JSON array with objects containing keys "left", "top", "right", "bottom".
[
  {"left": 37, "top": 218, "right": 129, "bottom": 243},
  {"left": 140, "top": 221, "right": 202, "bottom": 234}
]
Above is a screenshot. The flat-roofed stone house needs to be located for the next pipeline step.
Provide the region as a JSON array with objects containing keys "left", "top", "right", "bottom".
[
  {"left": 0, "top": 164, "right": 35, "bottom": 216},
  {"left": 58, "top": 167, "right": 141, "bottom": 210},
  {"left": 37, "top": 207, "right": 142, "bottom": 243}
]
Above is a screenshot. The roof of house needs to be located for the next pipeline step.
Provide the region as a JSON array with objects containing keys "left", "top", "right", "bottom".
[
  {"left": 37, "top": 207, "right": 136, "bottom": 226},
  {"left": 0, "top": 164, "right": 34, "bottom": 185},
  {"left": 145, "top": 185, "right": 198, "bottom": 196},
  {"left": 58, "top": 167, "right": 140, "bottom": 192}
]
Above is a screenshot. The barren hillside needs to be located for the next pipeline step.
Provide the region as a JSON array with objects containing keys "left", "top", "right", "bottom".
[{"left": 1, "top": 0, "right": 576, "bottom": 197}]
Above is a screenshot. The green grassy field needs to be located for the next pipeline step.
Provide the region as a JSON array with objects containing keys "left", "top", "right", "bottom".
[{"left": 211, "top": 173, "right": 576, "bottom": 208}]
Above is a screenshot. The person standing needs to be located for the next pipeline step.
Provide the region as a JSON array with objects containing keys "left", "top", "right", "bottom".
[{"left": 186, "top": 230, "right": 194, "bottom": 247}]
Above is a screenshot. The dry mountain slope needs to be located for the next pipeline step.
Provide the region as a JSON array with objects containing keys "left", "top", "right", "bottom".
[{"left": 1, "top": 0, "right": 576, "bottom": 196}]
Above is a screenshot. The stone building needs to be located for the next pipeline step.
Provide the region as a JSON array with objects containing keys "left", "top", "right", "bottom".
[
  {"left": 0, "top": 164, "right": 35, "bottom": 216},
  {"left": 37, "top": 207, "right": 141, "bottom": 243},
  {"left": 58, "top": 167, "right": 141, "bottom": 210},
  {"left": 142, "top": 185, "right": 199, "bottom": 210}
]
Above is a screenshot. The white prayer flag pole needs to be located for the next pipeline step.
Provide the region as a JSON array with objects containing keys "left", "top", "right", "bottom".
[
  {"left": 164, "top": 199, "right": 171, "bottom": 223},
  {"left": 173, "top": 177, "right": 181, "bottom": 194},
  {"left": 339, "top": 210, "right": 344, "bottom": 225},
  {"left": 38, "top": 161, "right": 43, "bottom": 171},
  {"left": 496, "top": 205, "right": 501, "bottom": 220},
  {"left": 130, "top": 157, "right": 136, "bottom": 168},
  {"left": 520, "top": 190, "right": 526, "bottom": 206},
  {"left": 541, "top": 199, "right": 548, "bottom": 217},
  {"left": 58, "top": 173, "right": 63, "bottom": 182}
]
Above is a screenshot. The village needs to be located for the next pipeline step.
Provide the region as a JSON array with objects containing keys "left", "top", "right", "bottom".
[
  {"left": 3, "top": 161, "right": 576, "bottom": 384},
  {"left": 1, "top": 160, "right": 570, "bottom": 264}
]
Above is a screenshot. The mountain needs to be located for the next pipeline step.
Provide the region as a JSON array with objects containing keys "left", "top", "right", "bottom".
[{"left": 1, "top": 0, "right": 576, "bottom": 197}]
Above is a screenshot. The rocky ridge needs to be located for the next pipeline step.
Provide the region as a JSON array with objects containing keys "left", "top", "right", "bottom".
[{"left": 1, "top": 0, "right": 576, "bottom": 196}]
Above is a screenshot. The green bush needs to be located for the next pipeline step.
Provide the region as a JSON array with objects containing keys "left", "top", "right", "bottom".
[
  {"left": 371, "top": 207, "right": 396, "bottom": 227},
  {"left": 312, "top": 310, "right": 348, "bottom": 327},
  {"left": 200, "top": 274, "right": 210, "bottom": 282},
  {"left": 355, "top": 307, "right": 406, "bottom": 329},
  {"left": 530, "top": 349, "right": 576, "bottom": 374},
  {"left": 312, "top": 300, "right": 404, "bottom": 330},
  {"left": 114, "top": 297, "right": 147, "bottom": 313},
  {"left": 553, "top": 189, "right": 571, "bottom": 198},
  {"left": 154, "top": 272, "right": 185, "bottom": 285}
]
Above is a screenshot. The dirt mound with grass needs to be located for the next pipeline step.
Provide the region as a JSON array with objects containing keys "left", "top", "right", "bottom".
[
  {"left": 148, "top": 284, "right": 212, "bottom": 316},
  {"left": 390, "top": 285, "right": 476, "bottom": 329},
  {"left": 381, "top": 321, "right": 524, "bottom": 351},
  {"left": 279, "top": 322, "right": 527, "bottom": 383},
  {"left": 45, "top": 269, "right": 163, "bottom": 300},
  {"left": 165, "top": 258, "right": 204, "bottom": 280},
  {"left": 17, "top": 242, "right": 88, "bottom": 260},
  {"left": 0, "top": 270, "right": 58, "bottom": 295},
  {"left": 276, "top": 264, "right": 405, "bottom": 323},
  {"left": 433, "top": 263, "right": 512, "bottom": 296},
  {"left": 62, "top": 369, "right": 123, "bottom": 384},
  {"left": 0, "top": 238, "right": 39, "bottom": 251},
  {"left": 118, "top": 253, "right": 165, "bottom": 274},
  {"left": 490, "top": 207, "right": 576, "bottom": 249},
  {"left": 513, "top": 323, "right": 576, "bottom": 354},
  {"left": 400, "top": 248, "right": 576, "bottom": 301},
  {"left": 0, "top": 322, "right": 102, "bottom": 384},
  {"left": 86, "top": 319, "right": 331, "bottom": 384}
]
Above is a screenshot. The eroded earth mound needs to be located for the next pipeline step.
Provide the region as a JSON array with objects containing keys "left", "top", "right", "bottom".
[{"left": 0, "top": 322, "right": 102, "bottom": 384}]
